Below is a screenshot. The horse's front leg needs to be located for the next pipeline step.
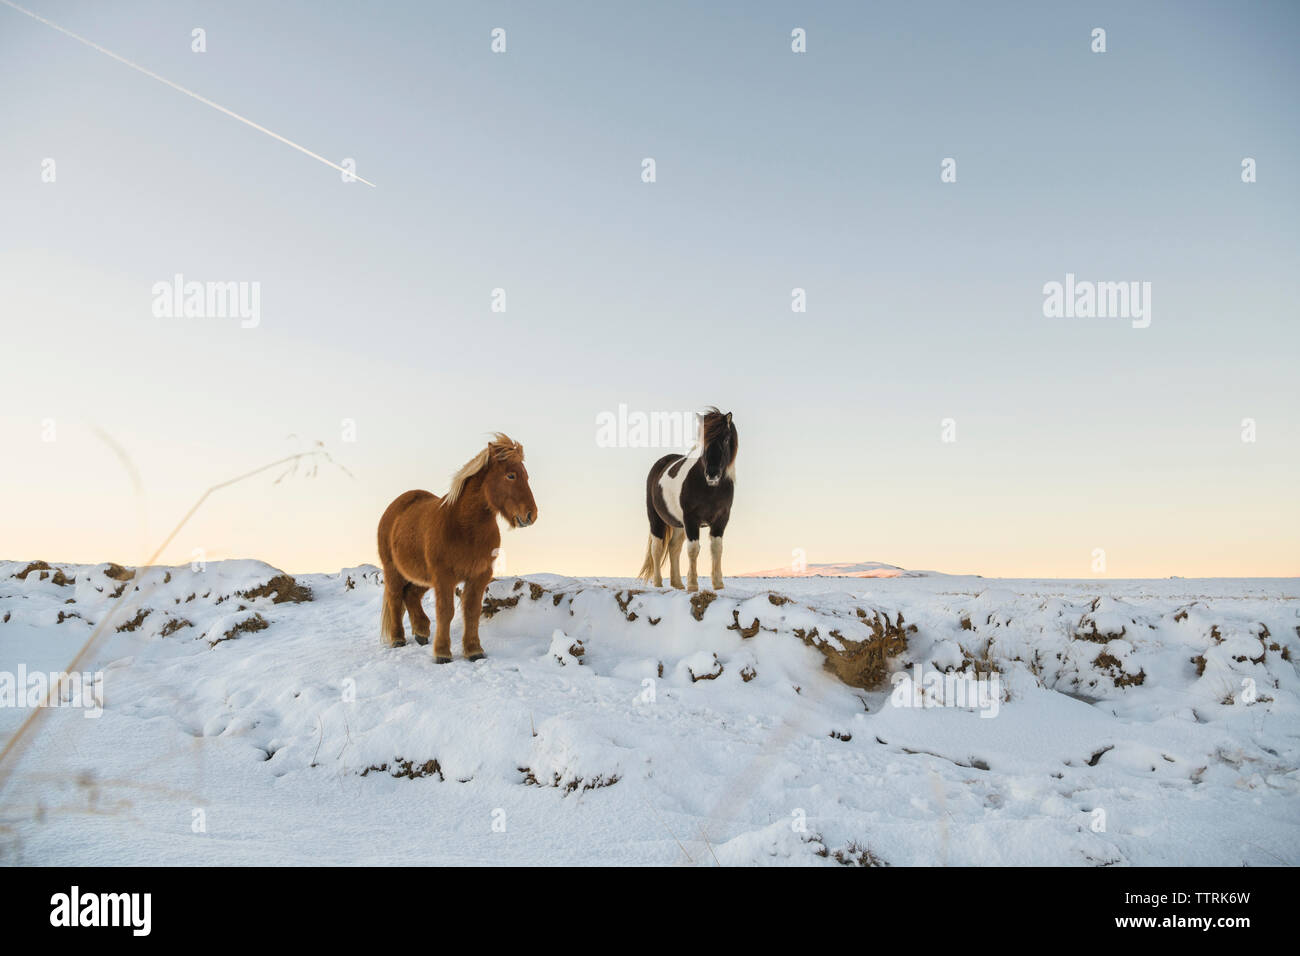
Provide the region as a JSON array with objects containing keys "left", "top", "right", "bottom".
[
  {"left": 684, "top": 524, "right": 701, "bottom": 592},
  {"left": 432, "top": 576, "right": 455, "bottom": 664},
  {"left": 460, "top": 570, "right": 492, "bottom": 661},
  {"left": 709, "top": 534, "right": 725, "bottom": 590}
]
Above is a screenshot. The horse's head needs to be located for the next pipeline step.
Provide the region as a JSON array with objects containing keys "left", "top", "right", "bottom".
[
  {"left": 699, "top": 408, "right": 738, "bottom": 487},
  {"left": 480, "top": 435, "right": 538, "bottom": 529},
  {"left": 444, "top": 434, "right": 538, "bottom": 528}
]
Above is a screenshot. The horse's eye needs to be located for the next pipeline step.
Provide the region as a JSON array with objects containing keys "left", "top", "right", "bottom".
[{"left": 506, "top": 473, "right": 516, "bottom": 480}]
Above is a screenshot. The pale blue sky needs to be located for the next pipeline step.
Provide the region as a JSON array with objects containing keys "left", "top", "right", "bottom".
[{"left": 1, "top": 0, "right": 1296, "bottom": 577}]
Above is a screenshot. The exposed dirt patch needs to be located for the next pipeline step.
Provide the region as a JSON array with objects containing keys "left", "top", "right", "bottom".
[
  {"left": 688, "top": 653, "right": 723, "bottom": 682},
  {"left": 740, "top": 664, "right": 757, "bottom": 682},
  {"left": 809, "top": 834, "right": 887, "bottom": 866},
  {"left": 238, "top": 574, "right": 312, "bottom": 604},
  {"left": 1094, "top": 651, "right": 1145, "bottom": 687},
  {"left": 363, "top": 758, "right": 444, "bottom": 781},
  {"left": 115, "top": 608, "right": 152, "bottom": 633},
  {"left": 103, "top": 563, "right": 135, "bottom": 582},
  {"left": 614, "top": 589, "right": 642, "bottom": 621},
  {"left": 529, "top": 582, "right": 547, "bottom": 601},
  {"left": 14, "top": 561, "right": 50, "bottom": 580},
  {"left": 690, "top": 591, "right": 717, "bottom": 620},
  {"left": 1087, "top": 745, "right": 1114, "bottom": 767},
  {"left": 728, "top": 610, "right": 761, "bottom": 638},
  {"left": 831, "top": 840, "right": 886, "bottom": 866},
  {"left": 791, "top": 609, "right": 913, "bottom": 690},
  {"left": 481, "top": 593, "right": 521, "bottom": 618},
  {"left": 159, "top": 618, "right": 192, "bottom": 637},
  {"left": 1074, "top": 614, "right": 1126, "bottom": 643},
  {"left": 16, "top": 561, "right": 75, "bottom": 590},
  {"left": 767, "top": 593, "right": 790, "bottom": 606},
  {"left": 554, "top": 637, "right": 585, "bottom": 665},
  {"left": 210, "top": 613, "right": 269, "bottom": 647},
  {"left": 520, "top": 767, "right": 620, "bottom": 794}
]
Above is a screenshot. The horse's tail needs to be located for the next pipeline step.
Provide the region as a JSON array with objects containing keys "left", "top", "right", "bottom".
[{"left": 637, "top": 531, "right": 665, "bottom": 583}]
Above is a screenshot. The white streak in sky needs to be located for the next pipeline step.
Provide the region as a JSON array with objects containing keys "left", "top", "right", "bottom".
[{"left": 1, "top": 0, "right": 377, "bottom": 187}]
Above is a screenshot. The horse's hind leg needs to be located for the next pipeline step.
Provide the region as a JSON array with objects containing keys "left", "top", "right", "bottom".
[
  {"left": 649, "top": 533, "right": 668, "bottom": 588},
  {"left": 403, "top": 584, "right": 431, "bottom": 645},
  {"left": 666, "top": 528, "right": 685, "bottom": 589}
]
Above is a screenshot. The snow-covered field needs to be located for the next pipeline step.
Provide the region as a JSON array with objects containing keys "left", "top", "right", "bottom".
[{"left": 1, "top": 559, "right": 1297, "bottom": 866}]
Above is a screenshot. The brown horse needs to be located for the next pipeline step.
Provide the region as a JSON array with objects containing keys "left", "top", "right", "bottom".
[{"left": 377, "top": 434, "right": 538, "bottom": 662}]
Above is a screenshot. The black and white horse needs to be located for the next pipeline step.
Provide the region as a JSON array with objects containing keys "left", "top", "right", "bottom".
[{"left": 637, "top": 408, "right": 738, "bottom": 591}]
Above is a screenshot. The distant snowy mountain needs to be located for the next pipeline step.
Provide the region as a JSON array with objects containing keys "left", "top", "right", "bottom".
[{"left": 737, "top": 561, "right": 934, "bottom": 579}]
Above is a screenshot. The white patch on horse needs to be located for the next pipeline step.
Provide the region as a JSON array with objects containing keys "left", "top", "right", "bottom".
[{"left": 657, "top": 453, "right": 696, "bottom": 526}]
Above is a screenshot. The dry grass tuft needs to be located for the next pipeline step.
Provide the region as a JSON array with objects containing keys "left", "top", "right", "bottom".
[
  {"left": 210, "top": 612, "right": 269, "bottom": 647},
  {"left": 159, "top": 618, "right": 191, "bottom": 637},
  {"left": 789, "top": 609, "right": 912, "bottom": 690},
  {"left": 115, "top": 608, "right": 152, "bottom": 633},
  {"left": 363, "top": 758, "right": 444, "bottom": 781},
  {"left": 520, "top": 767, "right": 620, "bottom": 794}
]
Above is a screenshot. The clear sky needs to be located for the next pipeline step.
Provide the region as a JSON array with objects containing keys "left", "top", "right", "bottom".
[{"left": 1, "top": 0, "right": 1296, "bottom": 579}]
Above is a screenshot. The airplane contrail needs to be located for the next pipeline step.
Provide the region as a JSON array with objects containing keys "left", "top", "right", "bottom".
[{"left": 1, "top": 0, "right": 377, "bottom": 186}]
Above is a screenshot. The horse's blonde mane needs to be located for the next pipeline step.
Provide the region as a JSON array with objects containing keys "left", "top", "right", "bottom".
[{"left": 443, "top": 433, "right": 524, "bottom": 506}]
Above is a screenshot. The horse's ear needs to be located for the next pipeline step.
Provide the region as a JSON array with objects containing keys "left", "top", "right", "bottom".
[{"left": 725, "top": 412, "right": 732, "bottom": 425}]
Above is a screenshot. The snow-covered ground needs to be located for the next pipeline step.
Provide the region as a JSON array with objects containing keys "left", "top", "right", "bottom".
[{"left": 1, "top": 559, "right": 1297, "bottom": 866}]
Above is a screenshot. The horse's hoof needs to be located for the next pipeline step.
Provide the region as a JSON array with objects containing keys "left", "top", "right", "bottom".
[
  {"left": 467, "top": 652, "right": 486, "bottom": 662},
  {"left": 671, "top": 582, "right": 685, "bottom": 590},
  {"left": 434, "top": 655, "right": 453, "bottom": 664},
  {"left": 413, "top": 634, "right": 429, "bottom": 646},
  {"left": 686, "top": 585, "right": 698, "bottom": 593},
  {"left": 387, "top": 637, "right": 407, "bottom": 648}
]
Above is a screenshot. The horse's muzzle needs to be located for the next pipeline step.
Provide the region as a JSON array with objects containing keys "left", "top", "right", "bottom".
[{"left": 705, "top": 475, "right": 721, "bottom": 487}]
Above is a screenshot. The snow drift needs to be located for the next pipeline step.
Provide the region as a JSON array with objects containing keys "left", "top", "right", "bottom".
[{"left": 1, "top": 559, "right": 1297, "bottom": 865}]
